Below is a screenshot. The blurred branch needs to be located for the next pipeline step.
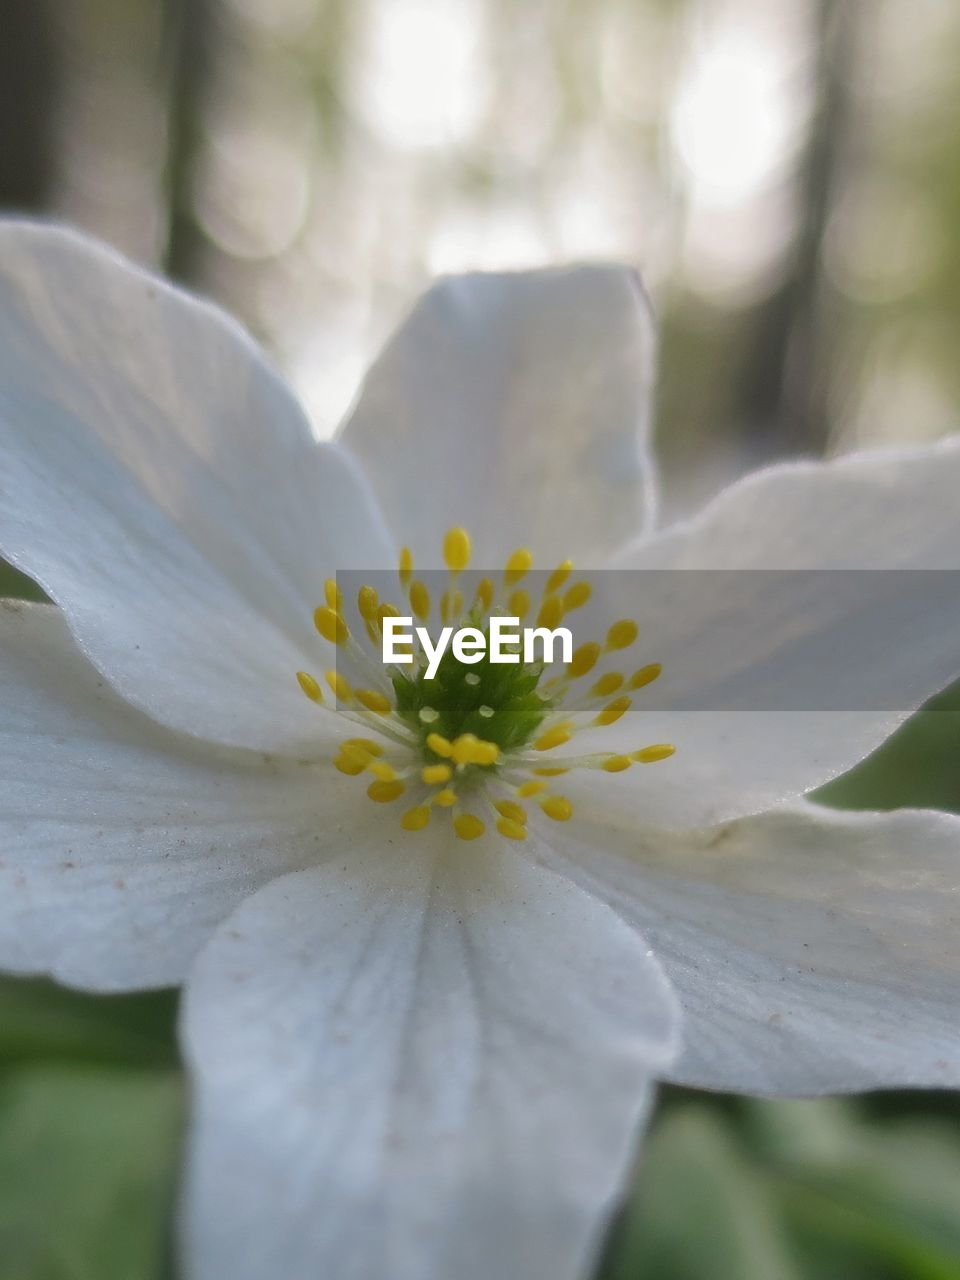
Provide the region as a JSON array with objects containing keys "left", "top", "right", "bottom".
[
  {"left": 735, "top": 0, "right": 859, "bottom": 459},
  {"left": 162, "top": 0, "right": 216, "bottom": 284},
  {"left": 0, "top": 0, "right": 60, "bottom": 211}
]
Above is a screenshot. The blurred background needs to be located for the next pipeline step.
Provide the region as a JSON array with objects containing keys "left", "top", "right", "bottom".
[{"left": 2, "top": 0, "right": 960, "bottom": 1276}]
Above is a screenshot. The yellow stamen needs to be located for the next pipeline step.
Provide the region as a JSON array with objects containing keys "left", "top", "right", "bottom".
[
  {"left": 475, "top": 578, "right": 494, "bottom": 611},
  {"left": 296, "top": 671, "right": 324, "bottom": 703},
  {"left": 633, "top": 744, "right": 676, "bottom": 763},
  {"left": 334, "top": 754, "right": 365, "bottom": 776},
  {"left": 409, "top": 580, "right": 431, "bottom": 621},
  {"left": 496, "top": 817, "right": 527, "bottom": 841},
  {"left": 516, "top": 779, "right": 547, "bottom": 798},
  {"left": 314, "top": 606, "right": 349, "bottom": 645},
  {"left": 628, "top": 663, "right": 662, "bottom": 690},
  {"left": 495, "top": 799, "right": 527, "bottom": 824},
  {"left": 367, "top": 779, "right": 406, "bottom": 803},
  {"left": 536, "top": 595, "right": 564, "bottom": 629},
  {"left": 441, "top": 588, "right": 463, "bottom": 625},
  {"left": 563, "top": 581, "right": 592, "bottom": 611},
  {"left": 342, "top": 737, "right": 383, "bottom": 757},
  {"left": 594, "top": 695, "right": 631, "bottom": 726},
  {"left": 325, "top": 670, "right": 353, "bottom": 701},
  {"left": 355, "top": 688, "right": 392, "bottom": 715},
  {"left": 399, "top": 547, "right": 414, "bottom": 587},
  {"left": 339, "top": 743, "right": 375, "bottom": 767},
  {"left": 508, "top": 588, "right": 530, "bottom": 619},
  {"left": 591, "top": 672, "right": 624, "bottom": 698},
  {"left": 357, "top": 585, "right": 379, "bottom": 621},
  {"left": 444, "top": 527, "right": 472, "bottom": 573},
  {"left": 432, "top": 788, "right": 457, "bottom": 807},
  {"left": 454, "top": 813, "right": 486, "bottom": 841},
  {"left": 540, "top": 795, "right": 573, "bottom": 822},
  {"left": 602, "top": 755, "right": 632, "bottom": 773},
  {"left": 426, "top": 732, "right": 453, "bottom": 758},
  {"left": 568, "top": 642, "right": 601, "bottom": 679},
  {"left": 401, "top": 805, "right": 431, "bottom": 831},
  {"left": 533, "top": 766, "right": 569, "bottom": 776},
  {"left": 368, "top": 760, "right": 398, "bottom": 782},
  {"left": 451, "top": 734, "right": 500, "bottom": 766},
  {"left": 534, "top": 724, "right": 572, "bottom": 751},
  {"left": 605, "top": 619, "right": 638, "bottom": 650},
  {"left": 546, "top": 560, "right": 573, "bottom": 594},
  {"left": 324, "top": 579, "right": 342, "bottom": 611},
  {"left": 504, "top": 547, "right": 533, "bottom": 585},
  {"left": 422, "top": 763, "right": 452, "bottom": 785}
]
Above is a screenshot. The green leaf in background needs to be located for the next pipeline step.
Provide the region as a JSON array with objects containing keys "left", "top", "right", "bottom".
[{"left": 0, "top": 1065, "right": 183, "bottom": 1280}]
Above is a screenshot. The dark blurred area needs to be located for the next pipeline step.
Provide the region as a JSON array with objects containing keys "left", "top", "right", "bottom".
[{"left": 2, "top": 1, "right": 960, "bottom": 1277}]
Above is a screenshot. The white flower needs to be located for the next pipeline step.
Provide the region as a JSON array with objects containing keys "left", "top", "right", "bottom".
[{"left": 1, "top": 221, "right": 960, "bottom": 1279}]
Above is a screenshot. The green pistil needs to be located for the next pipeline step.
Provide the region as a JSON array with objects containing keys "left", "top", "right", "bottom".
[{"left": 392, "top": 637, "right": 556, "bottom": 758}]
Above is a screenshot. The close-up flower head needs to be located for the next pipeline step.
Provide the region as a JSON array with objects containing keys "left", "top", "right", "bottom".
[{"left": 2, "top": 4, "right": 960, "bottom": 1279}]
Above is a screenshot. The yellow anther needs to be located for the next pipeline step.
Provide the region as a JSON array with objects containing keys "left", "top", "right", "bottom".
[
  {"left": 369, "top": 760, "right": 398, "bottom": 782},
  {"left": 357, "top": 585, "right": 379, "bottom": 621},
  {"left": 355, "top": 688, "right": 392, "bottom": 715},
  {"left": 334, "top": 753, "right": 366, "bottom": 776},
  {"left": 451, "top": 734, "right": 500, "bottom": 766},
  {"left": 444, "top": 527, "right": 472, "bottom": 573},
  {"left": 540, "top": 795, "right": 573, "bottom": 822},
  {"left": 339, "top": 743, "right": 374, "bottom": 767},
  {"left": 475, "top": 578, "right": 494, "bottom": 611},
  {"left": 401, "top": 805, "right": 431, "bottom": 832},
  {"left": 594, "top": 695, "right": 632, "bottom": 726},
  {"left": 536, "top": 595, "right": 564, "bottom": 629},
  {"left": 325, "top": 670, "right": 353, "bottom": 701},
  {"left": 591, "top": 672, "right": 624, "bottom": 698},
  {"left": 409, "top": 580, "right": 431, "bottom": 621},
  {"left": 451, "top": 734, "right": 479, "bottom": 766},
  {"left": 546, "top": 560, "right": 573, "bottom": 594},
  {"left": 563, "top": 581, "right": 592, "bottom": 611},
  {"left": 432, "top": 788, "right": 457, "bottom": 807},
  {"left": 324, "top": 579, "right": 343, "bottom": 611},
  {"left": 633, "top": 743, "right": 676, "bottom": 764},
  {"left": 367, "top": 779, "right": 406, "bottom": 803},
  {"left": 496, "top": 817, "right": 528, "bottom": 841},
  {"left": 495, "top": 799, "right": 527, "bottom": 824},
  {"left": 534, "top": 724, "right": 572, "bottom": 751},
  {"left": 426, "top": 732, "right": 453, "bottom": 758},
  {"left": 422, "top": 763, "right": 452, "bottom": 785},
  {"left": 516, "top": 779, "right": 547, "bottom": 798},
  {"left": 504, "top": 547, "right": 533, "bottom": 585},
  {"left": 605, "top": 619, "right": 639, "bottom": 651},
  {"left": 454, "top": 813, "right": 486, "bottom": 841},
  {"left": 314, "top": 606, "right": 349, "bottom": 645},
  {"left": 602, "top": 755, "right": 632, "bottom": 773},
  {"left": 568, "top": 642, "right": 601, "bottom": 679},
  {"left": 343, "top": 737, "right": 384, "bottom": 756},
  {"left": 628, "top": 663, "right": 663, "bottom": 690},
  {"left": 378, "top": 602, "right": 401, "bottom": 622},
  {"left": 365, "top": 620, "right": 381, "bottom": 646},
  {"left": 533, "top": 766, "right": 569, "bottom": 776},
  {"left": 399, "top": 546, "right": 414, "bottom": 587},
  {"left": 508, "top": 588, "right": 530, "bottom": 619},
  {"left": 296, "top": 671, "right": 324, "bottom": 703}
]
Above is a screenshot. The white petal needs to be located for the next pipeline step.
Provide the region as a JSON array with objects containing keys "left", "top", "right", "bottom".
[
  {"left": 0, "top": 222, "right": 392, "bottom": 753},
  {"left": 574, "top": 437, "right": 960, "bottom": 825},
  {"left": 338, "top": 266, "right": 657, "bottom": 567},
  {"left": 182, "top": 832, "right": 679, "bottom": 1280},
  {"left": 0, "top": 600, "right": 356, "bottom": 990},
  {"left": 540, "top": 802, "right": 960, "bottom": 1095}
]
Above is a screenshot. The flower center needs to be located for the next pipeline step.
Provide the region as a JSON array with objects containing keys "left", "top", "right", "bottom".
[{"left": 295, "top": 528, "right": 675, "bottom": 842}]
